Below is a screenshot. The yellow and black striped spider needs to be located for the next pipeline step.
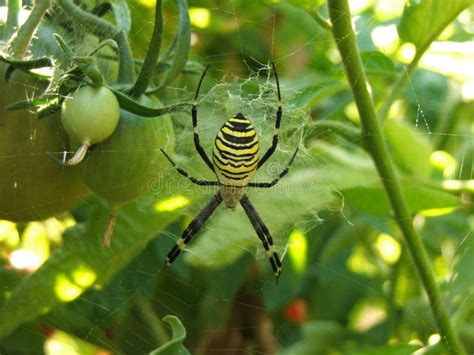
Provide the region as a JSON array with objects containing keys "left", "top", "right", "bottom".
[{"left": 161, "top": 63, "right": 298, "bottom": 282}]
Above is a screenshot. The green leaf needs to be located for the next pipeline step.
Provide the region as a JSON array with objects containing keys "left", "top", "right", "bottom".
[
  {"left": 292, "top": 81, "right": 347, "bottom": 110},
  {"left": 0, "top": 193, "right": 183, "bottom": 339},
  {"left": 278, "top": 321, "right": 345, "bottom": 354},
  {"left": 149, "top": 316, "right": 190, "bottom": 355},
  {"left": 110, "top": 87, "right": 189, "bottom": 117},
  {"left": 304, "top": 120, "right": 362, "bottom": 146},
  {"left": 286, "top": 0, "right": 325, "bottom": 11},
  {"left": 350, "top": 344, "right": 420, "bottom": 355},
  {"left": 342, "top": 185, "right": 462, "bottom": 216},
  {"left": 383, "top": 120, "right": 432, "bottom": 178},
  {"left": 397, "top": 0, "right": 474, "bottom": 50},
  {"left": 360, "top": 51, "right": 396, "bottom": 75}
]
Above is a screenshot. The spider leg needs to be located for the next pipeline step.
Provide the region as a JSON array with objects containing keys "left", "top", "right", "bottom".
[
  {"left": 257, "top": 62, "right": 282, "bottom": 170},
  {"left": 164, "top": 192, "right": 223, "bottom": 267},
  {"left": 248, "top": 147, "right": 298, "bottom": 188},
  {"left": 192, "top": 65, "right": 215, "bottom": 172},
  {"left": 240, "top": 194, "right": 282, "bottom": 283},
  {"left": 161, "top": 149, "right": 220, "bottom": 186}
]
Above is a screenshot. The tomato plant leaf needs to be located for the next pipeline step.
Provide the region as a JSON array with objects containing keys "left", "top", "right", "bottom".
[
  {"left": 279, "top": 320, "right": 346, "bottom": 354},
  {"left": 0, "top": 194, "right": 183, "bottom": 339},
  {"left": 360, "top": 51, "right": 396, "bottom": 75},
  {"left": 110, "top": 87, "right": 189, "bottom": 117},
  {"left": 342, "top": 185, "right": 462, "bottom": 216},
  {"left": 397, "top": 0, "right": 474, "bottom": 50},
  {"left": 292, "top": 81, "right": 347, "bottom": 110},
  {"left": 383, "top": 119, "right": 432, "bottom": 178},
  {"left": 149, "top": 316, "right": 190, "bottom": 355}
]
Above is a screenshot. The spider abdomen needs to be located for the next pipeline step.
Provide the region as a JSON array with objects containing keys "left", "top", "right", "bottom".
[{"left": 212, "top": 113, "right": 259, "bottom": 188}]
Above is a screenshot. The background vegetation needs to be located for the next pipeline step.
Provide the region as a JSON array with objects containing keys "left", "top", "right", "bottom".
[{"left": 0, "top": 0, "right": 473, "bottom": 354}]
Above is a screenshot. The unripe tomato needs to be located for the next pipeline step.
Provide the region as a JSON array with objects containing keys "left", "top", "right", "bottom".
[
  {"left": 0, "top": 63, "right": 91, "bottom": 221},
  {"left": 61, "top": 86, "right": 120, "bottom": 145},
  {"left": 82, "top": 95, "right": 174, "bottom": 206}
]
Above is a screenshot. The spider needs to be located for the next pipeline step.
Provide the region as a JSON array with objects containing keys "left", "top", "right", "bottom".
[{"left": 161, "top": 63, "right": 298, "bottom": 282}]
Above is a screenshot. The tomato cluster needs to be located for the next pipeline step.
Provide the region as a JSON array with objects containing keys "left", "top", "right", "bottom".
[{"left": 0, "top": 15, "right": 174, "bottom": 226}]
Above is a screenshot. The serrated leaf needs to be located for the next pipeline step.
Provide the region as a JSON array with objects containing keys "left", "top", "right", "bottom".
[
  {"left": 397, "top": 0, "right": 474, "bottom": 50},
  {"left": 383, "top": 120, "right": 432, "bottom": 178},
  {"left": 342, "top": 185, "right": 462, "bottom": 216},
  {"left": 149, "top": 316, "right": 190, "bottom": 355},
  {"left": 0, "top": 194, "right": 183, "bottom": 339}
]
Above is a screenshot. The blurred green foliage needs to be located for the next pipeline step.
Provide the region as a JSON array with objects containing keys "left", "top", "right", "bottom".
[{"left": 1, "top": 0, "right": 474, "bottom": 354}]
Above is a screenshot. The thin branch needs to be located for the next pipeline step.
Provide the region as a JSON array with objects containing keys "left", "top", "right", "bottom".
[
  {"left": 326, "top": 1, "right": 466, "bottom": 354},
  {"left": 310, "top": 9, "right": 332, "bottom": 32},
  {"left": 7, "top": 0, "right": 52, "bottom": 59},
  {"left": 57, "top": 0, "right": 135, "bottom": 84},
  {"left": 128, "top": 0, "right": 163, "bottom": 97}
]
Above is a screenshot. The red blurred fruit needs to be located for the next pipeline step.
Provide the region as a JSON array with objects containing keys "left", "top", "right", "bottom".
[{"left": 284, "top": 299, "right": 308, "bottom": 324}]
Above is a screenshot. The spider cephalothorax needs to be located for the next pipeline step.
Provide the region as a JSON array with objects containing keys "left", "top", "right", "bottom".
[{"left": 161, "top": 63, "right": 298, "bottom": 282}]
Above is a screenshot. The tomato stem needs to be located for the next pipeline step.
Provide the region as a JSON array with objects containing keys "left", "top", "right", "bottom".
[
  {"left": 7, "top": 0, "right": 52, "bottom": 59},
  {"left": 4, "top": 0, "right": 20, "bottom": 40},
  {"left": 327, "top": 1, "right": 466, "bottom": 354},
  {"left": 103, "top": 210, "right": 117, "bottom": 248},
  {"left": 67, "top": 142, "right": 90, "bottom": 166},
  {"left": 128, "top": 0, "right": 163, "bottom": 98},
  {"left": 57, "top": 0, "right": 135, "bottom": 84}
]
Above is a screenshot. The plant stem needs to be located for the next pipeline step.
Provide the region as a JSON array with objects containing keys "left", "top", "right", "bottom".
[
  {"left": 135, "top": 295, "right": 169, "bottom": 345},
  {"left": 7, "top": 0, "right": 51, "bottom": 59},
  {"left": 5, "top": 0, "right": 20, "bottom": 40},
  {"left": 310, "top": 9, "right": 332, "bottom": 32},
  {"left": 57, "top": 0, "right": 135, "bottom": 84},
  {"left": 377, "top": 48, "right": 424, "bottom": 121},
  {"left": 378, "top": 4, "right": 467, "bottom": 122},
  {"left": 326, "top": 1, "right": 465, "bottom": 354},
  {"left": 128, "top": 0, "right": 163, "bottom": 97}
]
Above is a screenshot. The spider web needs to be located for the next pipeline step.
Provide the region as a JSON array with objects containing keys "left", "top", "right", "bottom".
[{"left": 1, "top": 0, "right": 474, "bottom": 354}]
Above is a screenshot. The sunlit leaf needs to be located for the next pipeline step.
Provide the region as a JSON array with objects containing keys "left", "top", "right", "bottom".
[
  {"left": 342, "top": 185, "right": 462, "bottom": 216},
  {"left": 149, "top": 316, "right": 190, "bottom": 355},
  {"left": 360, "top": 51, "right": 396, "bottom": 75},
  {"left": 397, "top": 0, "right": 474, "bottom": 50},
  {"left": 0, "top": 193, "right": 183, "bottom": 339},
  {"left": 383, "top": 119, "right": 432, "bottom": 178}
]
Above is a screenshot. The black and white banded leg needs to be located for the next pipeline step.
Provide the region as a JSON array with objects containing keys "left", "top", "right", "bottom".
[
  {"left": 240, "top": 194, "right": 282, "bottom": 282},
  {"left": 248, "top": 147, "right": 299, "bottom": 188},
  {"left": 161, "top": 149, "right": 219, "bottom": 186},
  {"left": 164, "top": 192, "right": 223, "bottom": 267},
  {"left": 192, "top": 65, "right": 215, "bottom": 172},
  {"left": 257, "top": 62, "right": 283, "bottom": 170}
]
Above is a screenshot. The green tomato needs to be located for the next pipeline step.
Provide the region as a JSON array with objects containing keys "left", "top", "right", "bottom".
[
  {"left": 82, "top": 95, "right": 174, "bottom": 207},
  {"left": 0, "top": 63, "right": 91, "bottom": 222},
  {"left": 61, "top": 86, "right": 120, "bottom": 145},
  {"left": 0, "top": 14, "right": 93, "bottom": 221}
]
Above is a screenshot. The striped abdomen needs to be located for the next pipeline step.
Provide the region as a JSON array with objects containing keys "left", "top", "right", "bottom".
[{"left": 213, "top": 113, "right": 259, "bottom": 187}]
